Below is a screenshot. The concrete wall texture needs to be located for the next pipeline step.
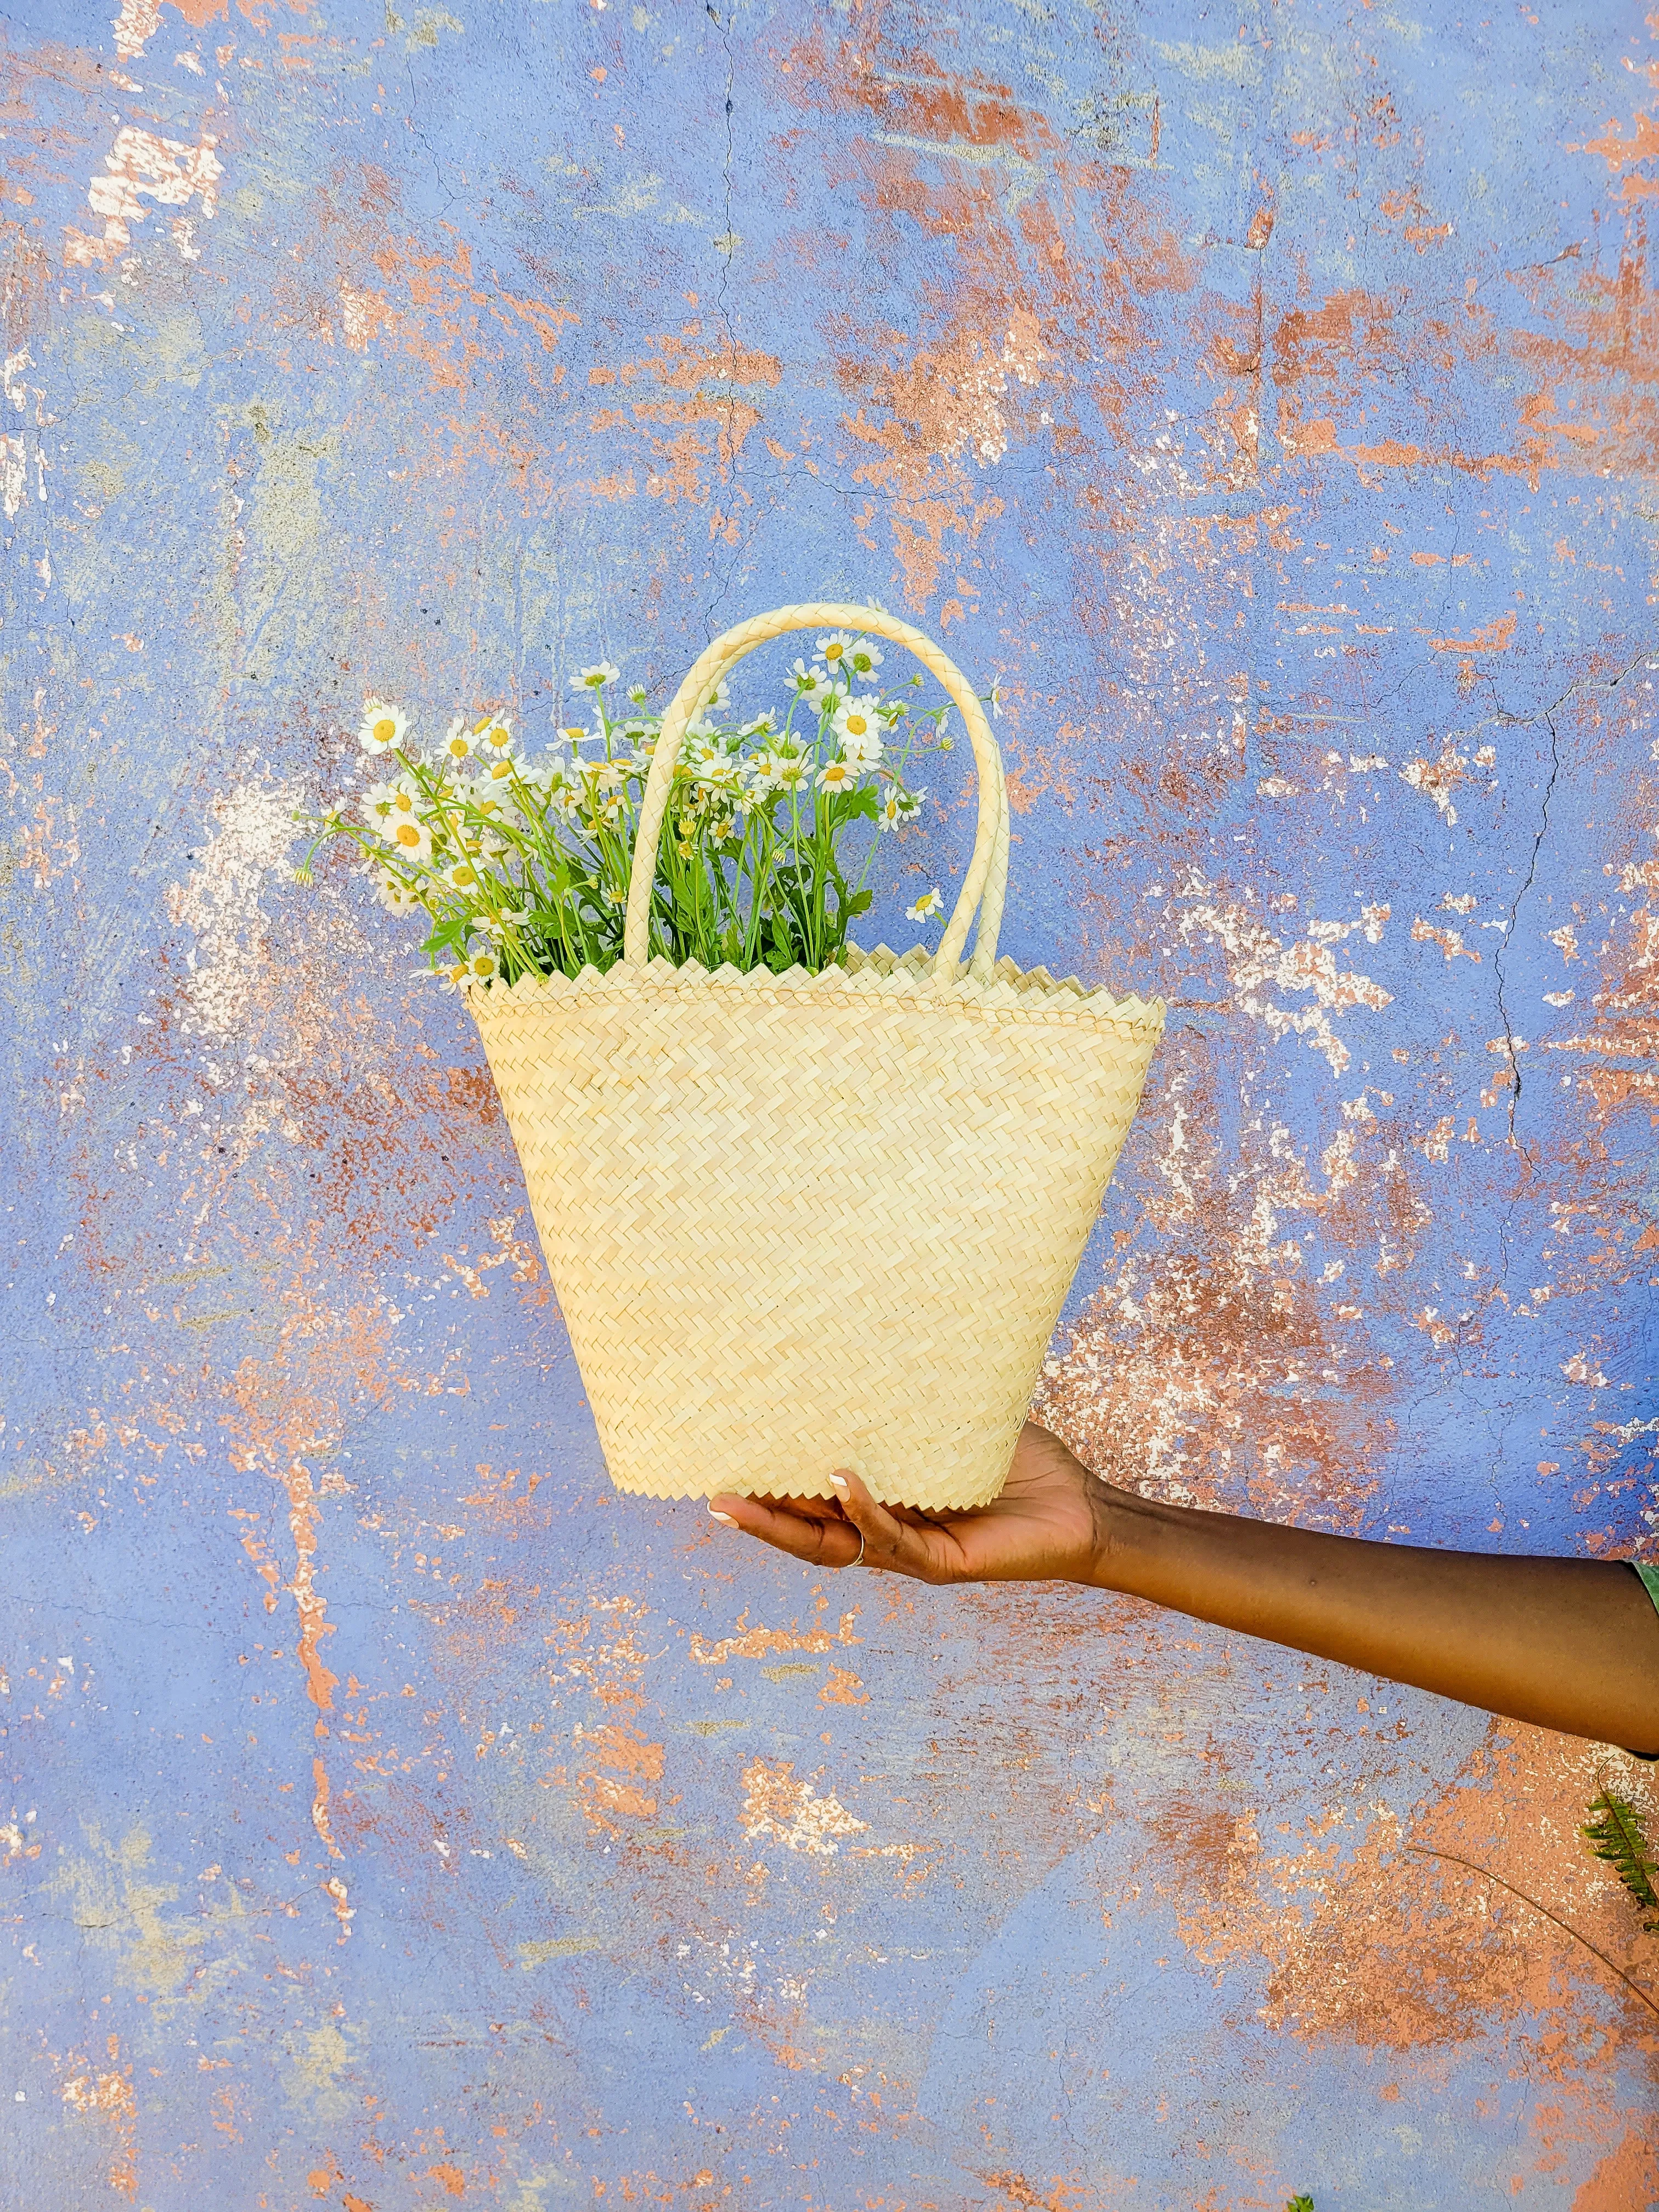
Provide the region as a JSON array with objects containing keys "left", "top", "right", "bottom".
[{"left": 4, "top": 0, "right": 1659, "bottom": 2204}]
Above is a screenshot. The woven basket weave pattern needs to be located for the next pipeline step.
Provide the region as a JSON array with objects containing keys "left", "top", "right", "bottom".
[
  {"left": 469, "top": 605, "right": 1165, "bottom": 1511},
  {"left": 472, "top": 949, "right": 1163, "bottom": 1509}
]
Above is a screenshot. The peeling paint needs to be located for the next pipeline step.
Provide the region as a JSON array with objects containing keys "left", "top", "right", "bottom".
[{"left": 4, "top": 0, "right": 1659, "bottom": 2203}]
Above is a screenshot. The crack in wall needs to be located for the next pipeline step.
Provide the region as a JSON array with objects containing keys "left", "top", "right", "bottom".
[{"left": 1492, "top": 705, "right": 1560, "bottom": 1148}]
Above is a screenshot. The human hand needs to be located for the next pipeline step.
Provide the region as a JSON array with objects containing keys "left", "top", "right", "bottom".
[{"left": 706, "top": 1420, "right": 1108, "bottom": 1584}]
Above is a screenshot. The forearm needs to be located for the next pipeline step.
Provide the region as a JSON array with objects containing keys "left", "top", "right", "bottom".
[{"left": 1087, "top": 1478, "right": 1659, "bottom": 1752}]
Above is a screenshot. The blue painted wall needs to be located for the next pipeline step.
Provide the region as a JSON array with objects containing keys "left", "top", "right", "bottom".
[{"left": 4, "top": 1, "right": 1658, "bottom": 2204}]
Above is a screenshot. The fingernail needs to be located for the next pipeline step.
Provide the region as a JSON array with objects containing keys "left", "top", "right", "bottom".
[
  {"left": 708, "top": 1508, "right": 737, "bottom": 1527},
  {"left": 828, "top": 1471, "right": 850, "bottom": 1493}
]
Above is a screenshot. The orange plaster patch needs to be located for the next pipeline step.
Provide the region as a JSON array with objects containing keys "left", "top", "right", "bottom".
[
  {"left": 690, "top": 1609, "right": 861, "bottom": 1665},
  {"left": 60, "top": 2037, "right": 138, "bottom": 2200},
  {"left": 820, "top": 1664, "right": 869, "bottom": 1706},
  {"left": 1580, "top": 111, "right": 1659, "bottom": 173},
  {"left": 740, "top": 1758, "right": 868, "bottom": 1854},
  {"left": 1572, "top": 2125, "right": 1659, "bottom": 2209},
  {"left": 1431, "top": 612, "right": 1517, "bottom": 654}
]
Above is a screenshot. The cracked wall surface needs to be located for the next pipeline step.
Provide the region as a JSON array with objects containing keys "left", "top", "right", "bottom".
[{"left": 3, "top": 0, "right": 1658, "bottom": 2205}]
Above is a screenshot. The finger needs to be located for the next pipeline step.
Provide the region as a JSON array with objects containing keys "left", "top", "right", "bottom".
[
  {"left": 827, "top": 1468, "right": 964, "bottom": 1582},
  {"left": 707, "top": 1492, "right": 861, "bottom": 1569}
]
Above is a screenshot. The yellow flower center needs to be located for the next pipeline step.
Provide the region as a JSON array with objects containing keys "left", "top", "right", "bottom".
[
  {"left": 847, "top": 714, "right": 868, "bottom": 737},
  {"left": 373, "top": 717, "right": 397, "bottom": 744},
  {"left": 824, "top": 642, "right": 843, "bottom": 662},
  {"left": 393, "top": 823, "right": 421, "bottom": 849}
]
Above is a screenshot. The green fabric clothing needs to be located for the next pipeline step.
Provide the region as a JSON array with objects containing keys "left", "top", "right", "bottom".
[{"left": 1628, "top": 1563, "right": 1659, "bottom": 1759}]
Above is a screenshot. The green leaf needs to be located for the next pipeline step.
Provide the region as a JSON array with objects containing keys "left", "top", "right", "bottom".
[
  {"left": 1582, "top": 1788, "right": 1659, "bottom": 1931},
  {"left": 301, "top": 661, "right": 967, "bottom": 981},
  {"left": 1286, "top": 2198, "right": 1317, "bottom": 2212}
]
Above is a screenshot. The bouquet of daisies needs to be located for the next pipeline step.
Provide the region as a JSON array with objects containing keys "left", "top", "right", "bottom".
[
  {"left": 298, "top": 626, "right": 956, "bottom": 990},
  {"left": 292, "top": 598, "right": 1165, "bottom": 1514}
]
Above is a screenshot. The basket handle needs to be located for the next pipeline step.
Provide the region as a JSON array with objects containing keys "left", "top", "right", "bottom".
[{"left": 622, "top": 601, "right": 1008, "bottom": 988}]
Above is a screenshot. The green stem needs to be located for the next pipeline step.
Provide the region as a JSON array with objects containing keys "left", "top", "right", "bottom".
[{"left": 1403, "top": 1846, "right": 1659, "bottom": 2018}]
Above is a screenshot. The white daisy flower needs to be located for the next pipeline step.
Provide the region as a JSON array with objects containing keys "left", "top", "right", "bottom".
[
  {"left": 473, "top": 756, "right": 519, "bottom": 789},
  {"left": 740, "top": 712, "right": 776, "bottom": 738},
  {"left": 769, "top": 746, "right": 811, "bottom": 792},
  {"left": 441, "top": 857, "right": 482, "bottom": 892},
  {"left": 437, "top": 716, "right": 475, "bottom": 765},
  {"left": 358, "top": 698, "right": 408, "bottom": 754},
  {"left": 471, "top": 714, "right": 515, "bottom": 757},
  {"left": 815, "top": 631, "right": 854, "bottom": 675},
  {"left": 833, "top": 695, "right": 883, "bottom": 764},
  {"left": 574, "top": 662, "right": 621, "bottom": 692},
  {"left": 583, "top": 759, "right": 627, "bottom": 797},
  {"left": 627, "top": 684, "right": 648, "bottom": 706},
  {"left": 465, "top": 948, "right": 499, "bottom": 983},
  {"left": 361, "top": 775, "right": 416, "bottom": 832},
  {"left": 374, "top": 872, "right": 422, "bottom": 915},
  {"left": 906, "top": 886, "right": 945, "bottom": 921},
  {"left": 790, "top": 658, "right": 831, "bottom": 702},
  {"left": 815, "top": 755, "right": 859, "bottom": 794},
  {"left": 743, "top": 749, "right": 780, "bottom": 794},
  {"left": 437, "top": 960, "right": 472, "bottom": 993},
  {"left": 845, "top": 639, "right": 884, "bottom": 680},
  {"left": 877, "top": 787, "right": 905, "bottom": 832},
  {"left": 385, "top": 816, "right": 433, "bottom": 865},
  {"left": 695, "top": 677, "right": 730, "bottom": 715},
  {"left": 696, "top": 755, "right": 745, "bottom": 797}
]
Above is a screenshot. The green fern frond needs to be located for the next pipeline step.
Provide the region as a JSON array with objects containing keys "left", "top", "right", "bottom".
[{"left": 1581, "top": 1787, "right": 1659, "bottom": 1933}]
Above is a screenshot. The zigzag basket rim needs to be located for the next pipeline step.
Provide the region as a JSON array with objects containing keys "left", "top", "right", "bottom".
[{"left": 467, "top": 940, "right": 1166, "bottom": 1030}]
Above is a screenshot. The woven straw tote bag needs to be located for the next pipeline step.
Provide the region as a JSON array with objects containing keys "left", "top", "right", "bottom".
[{"left": 468, "top": 603, "right": 1165, "bottom": 1510}]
